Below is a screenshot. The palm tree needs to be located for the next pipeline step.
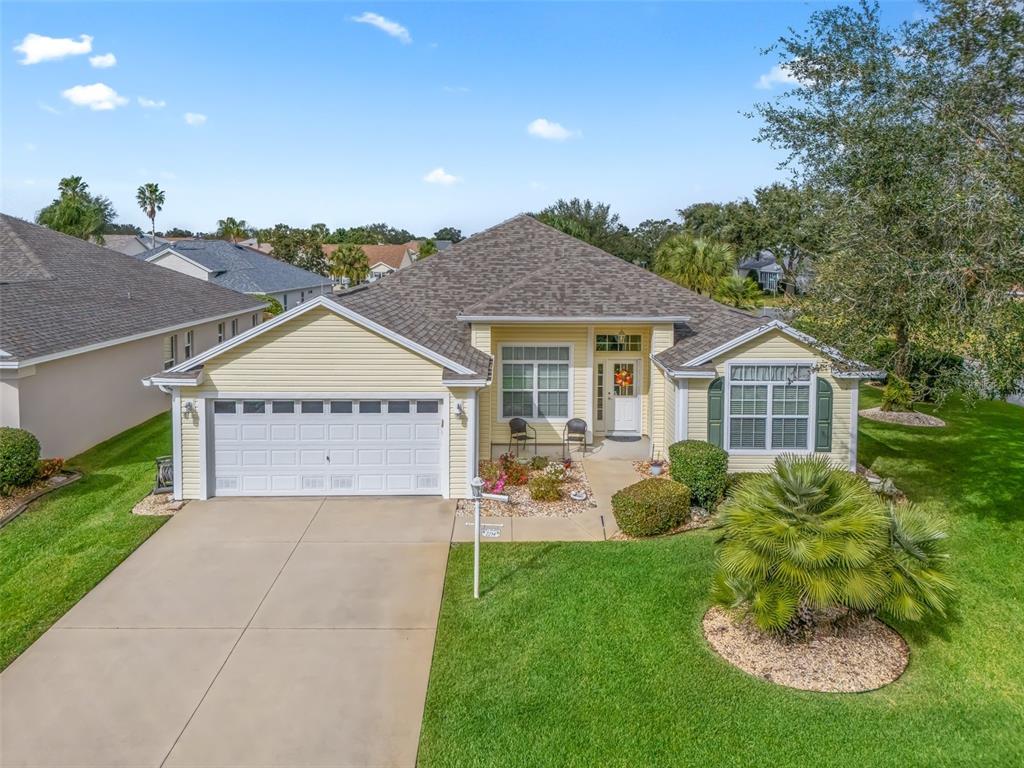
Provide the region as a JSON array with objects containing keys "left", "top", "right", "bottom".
[
  {"left": 328, "top": 243, "right": 369, "bottom": 284},
  {"left": 135, "top": 183, "right": 165, "bottom": 247},
  {"left": 417, "top": 239, "right": 438, "bottom": 259},
  {"left": 58, "top": 176, "right": 88, "bottom": 199},
  {"left": 654, "top": 234, "right": 734, "bottom": 295},
  {"left": 36, "top": 176, "right": 115, "bottom": 243},
  {"left": 216, "top": 217, "right": 250, "bottom": 243},
  {"left": 715, "top": 275, "right": 763, "bottom": 309}
]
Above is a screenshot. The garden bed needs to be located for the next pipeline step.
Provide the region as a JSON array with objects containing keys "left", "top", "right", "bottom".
[
  {"left": 132, "top": 492, "right": 187, "bottom": 516},
  {"left": 632, "top": 459, "right": 671, "bottom": 479},
  {"left": 859, "top": 407, "right": 946, "bottom": 427},
  {"left": 702, "top": 605, "right": 908, "bottom": 692},
  {"left": 455, "top": 459, "right": 592, "bottom": 518},
  {"left": 0, "top": 471, "right": 81, "bottom": 529}
]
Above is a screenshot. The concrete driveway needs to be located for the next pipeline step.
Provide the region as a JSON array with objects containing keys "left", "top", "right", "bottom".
[{"left": 1, "top": 497, "right": 455, "bottom": 768}]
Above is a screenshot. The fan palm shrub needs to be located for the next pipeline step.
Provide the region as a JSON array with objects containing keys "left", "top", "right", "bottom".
[
  {"left": 653, "top": 234, "right": 734, "bottom": 296},
  {"left": 711, "top": 454, "right": 952, "bottom": 635}
]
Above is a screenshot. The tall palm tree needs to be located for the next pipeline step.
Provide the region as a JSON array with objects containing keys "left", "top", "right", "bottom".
[
  {"left": 216, "top": 217, "right": 250, "bottom": 243},
  {"left": 135, "top": 183, "right": 165, "bottom": 247},
  {"left": 58, "top": 175, "right": 88, "bottom": 199},
  {"left": 328, "top": 243, "right": 369, "bottom": 284},
  {"left": 654, "top": 234, "right": 734, "bottom": 295}
]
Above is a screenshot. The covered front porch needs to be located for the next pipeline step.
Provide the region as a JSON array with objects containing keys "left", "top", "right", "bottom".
[{"left": 488, "top": 435, "right": 652, "bottom": 461}]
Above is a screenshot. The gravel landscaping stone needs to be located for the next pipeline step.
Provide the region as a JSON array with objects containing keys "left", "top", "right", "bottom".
[
  {"left": 859, "top": 407, "right": 946, "bottom": 427},
  {"left": 456, "top": 460, "right": 592, "bottom": 518},
  {"left": 702, "top": 605, "right": 909, "bottom": 693},
  {"left": 132, "top": 493, "right": 186, "bottom": 516}
]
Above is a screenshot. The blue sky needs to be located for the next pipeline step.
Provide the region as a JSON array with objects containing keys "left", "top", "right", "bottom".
[{"left": 2, "top": 1, "right": 919, "bottom": 236}]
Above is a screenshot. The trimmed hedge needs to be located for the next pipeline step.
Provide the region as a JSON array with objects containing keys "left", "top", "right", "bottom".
[
  {"left": 0, "top": 427, "right": 41, "bottom": 494},
  {"left": 611, "top": 478, "right": 690, "bottom": 537},
  {"left": 668, "top": 440, "right": 728, "bottom": 509}
]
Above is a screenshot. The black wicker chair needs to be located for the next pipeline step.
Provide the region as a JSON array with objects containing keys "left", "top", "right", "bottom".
[
  {"left": 507, "top": 417, "right": 537, "bottom": 456},
  {"left": 562, "top": 418, "right": 588, "bottom": 458}
]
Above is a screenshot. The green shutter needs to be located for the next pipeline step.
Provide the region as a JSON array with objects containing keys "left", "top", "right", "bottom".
[
  {"left": 707, "top": 377, "right": 724, "bottom": 447},
  {"left": 815, "top": 378, "right": 833, "bottom": 452}
]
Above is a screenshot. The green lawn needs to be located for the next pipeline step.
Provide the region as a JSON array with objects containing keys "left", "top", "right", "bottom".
[
  {"left": 418, "top": 388, "right": 1024, "bottom": 767},
  {"left": 0, "top": 414, "right": 171, "bottom": 669}
]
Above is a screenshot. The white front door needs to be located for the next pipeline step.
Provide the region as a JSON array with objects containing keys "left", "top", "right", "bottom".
[
  {"left": 211, "top": 397, "right": 445, "bottom": 496},
  {"left": 605, "top": 360, "right": 641, "bottom": 435}
]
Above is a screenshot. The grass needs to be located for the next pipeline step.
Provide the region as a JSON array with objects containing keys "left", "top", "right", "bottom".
[
  {"left": 418, "top": 388, "right": 1024, "bottom": 767},
  {"left": 0, "top": 413, "right": 171, "bottom": 669}
]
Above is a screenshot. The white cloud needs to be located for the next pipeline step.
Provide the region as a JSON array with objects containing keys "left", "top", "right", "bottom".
[
  {"left": 352, "top": 12, "right": 411, "bottom": 44},
  {"left": 526, "top": 118, "right": 579, "bottom": 141},
  {"left": 61, "top": 83, "right": 128, "bottom": 111},
  {"left": 756, "top": 62, "right": 801, "bottom": 90},
  {"left": 14, "top": 33, "right": 92, "bottom": 64},
  {"left": 423, "top": 167, "right": 459, "bottom": 185},
  {"left": 184, "top": 112, "right": 207, "bottom": 126},
  {"left": 89, "top": 52, "right": 116, "bottom": 68},
  {"left": 138, "top": 96, "right": 166, "bottom": 108}
]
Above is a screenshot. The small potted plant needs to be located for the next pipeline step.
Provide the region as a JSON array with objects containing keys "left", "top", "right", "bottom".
[{"left": 649, "top": 455, "right": 666, "bottom": 477}]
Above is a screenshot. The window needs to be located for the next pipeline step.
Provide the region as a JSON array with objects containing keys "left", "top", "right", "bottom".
[
  {"left": 330, "top": 400, "right": 353, "bottom": 414},
  {"left": 727, "top": 364, "right": 812, "bottom": 450},
  {"left": 596, "top": 362, "right": 604, "bottom": 421},
  {"left": 595, "top": 334, "right": 642, "bottom": 352},
  {"left": 359, "top": 401, "right": 382, "bottom": 413},
  {"left": 251, "top": 313, "right": 258, "bottom": 328},
  {"left": 283, "top": 293, "right": 289, "bottom": 310},
  {"left": 301, "top": 401, "right": 324, "bottom": 414},
  {"left": 272, "top": 401, "right": 294, "bottom": 414},
  {"left": 242, "top": 401, "right": 265, "bottom": 414},
  {"left": 500, "top": 345, "right": 571, "bottom": 419},
  {"left": 217, "top": 322, "right": 225, "bottom": 343},
  {"left": 163, "top": 334, "right": 178, "bottom": 370},
  {"left": 231, "top": 318, "right": 239, "bottom": 337},
  {"left": 213, "top": 400, "right": 236, "bottom": 414},
  {"left": 387, "top": 400, "right": 410, "bottom": 413},
  {"left": 416, "top": 400, "right": 439, "bottom": 414},
  {"left": 184, "top": 329, "right": 194, "bottom": 360},
  {"left": 299, "top": 291, "right": 305, "bottom": 304}
]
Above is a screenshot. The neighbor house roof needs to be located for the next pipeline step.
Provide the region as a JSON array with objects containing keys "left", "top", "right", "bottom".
[
  {"left": 137, "top": 239, "right": 332, "bottom": 295},
  {"left": 101, "top": 233, "right": 167, "bottom": 257},
  {"left": 0, "top": 214, "right": 265, "bottom": 365},
  {"left": 736, "top": 250, "right": 778, "bottom": 271},
  {"left": 322, "top": 240, "right": 454, "bottom": 272}
]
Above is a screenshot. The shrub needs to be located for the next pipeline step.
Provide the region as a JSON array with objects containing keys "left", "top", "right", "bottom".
[
  {"left": 36, "top": 457, "right": 66, "bottom": 480},
  {"left": 0, "top": 427, "right": 41, "bottom": 494},
  {"left": 498, "top": 453, "right": 529, "bottom": 486},
  {"left": 252, "top": 293, "right": 283, "bottom": 316},
  {"left": 611, "top": 478, "right": 691, "bottom": 537},
  {"left": 668, "top": 440, "right": 728, "bottom": 508},
  {"left": 711, "top": 454, "right": 954, "bottom": 635},
  {"left": 529, "top": 473, "right": 562, "bottom": 502},
  {"left": 881, "top": 375, "right": 916, "bottom": 412},
  {"left": 530, "top": 455, "right": 549, "bottom": 471}
]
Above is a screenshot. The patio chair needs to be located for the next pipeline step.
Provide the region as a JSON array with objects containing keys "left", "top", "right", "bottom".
[
  {"left": 507, "top": 417, "right": 537, "bottom": 456},
  {"left": 562, "top": 418, "right": 588, "bottom": 458}
]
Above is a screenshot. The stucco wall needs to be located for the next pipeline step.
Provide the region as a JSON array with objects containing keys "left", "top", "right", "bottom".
[{"left": 9, "top": 311, "right": 254, "bottom": 458}]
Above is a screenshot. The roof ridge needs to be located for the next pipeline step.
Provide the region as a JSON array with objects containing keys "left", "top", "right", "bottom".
[{"left": 0, "top": 214, "right": 53, "bottom": 282}]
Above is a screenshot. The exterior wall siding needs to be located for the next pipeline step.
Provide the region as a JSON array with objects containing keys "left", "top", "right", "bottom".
[
  {"left": 662, "top": 369, "right": 676, "bottom": 450},
  {"left": 180, "top": 397, "right": 201, "bottom": 498},
  {"left": 686, "top": 330, "right": 856, "bottom": 471},
  {"left": 649, "top": 324, "right": 674, "bottom": 456}
]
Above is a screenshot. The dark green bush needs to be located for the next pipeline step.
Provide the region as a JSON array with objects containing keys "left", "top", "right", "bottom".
[
  {"left": 530, "top": 455, "right": 549, "bottom": 471},
  {"left": 668, "top": 440, "right": 728, "bottom": 509},
  {"left": 528, "top": 473, "right": 562, "bottom": 502},
  {"left": 611, "top": 478, "right": 690, "bottom": 537},
  {"left": 0, "top": 427, "right": 41, "bottom": 494},
  {"left": 881, "top": 376, "right": 916, "bottom": 412}
]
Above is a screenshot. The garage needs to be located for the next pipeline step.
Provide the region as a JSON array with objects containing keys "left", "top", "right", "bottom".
[{"left": 211, "top": 397, "right": 445, "bottom": 496}]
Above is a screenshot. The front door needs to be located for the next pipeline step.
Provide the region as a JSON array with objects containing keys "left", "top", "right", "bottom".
[{"left": 603, "top": 360, "right": 641, "bottom": 435}]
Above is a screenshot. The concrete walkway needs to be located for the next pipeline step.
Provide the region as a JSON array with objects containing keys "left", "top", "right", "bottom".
[{"left": 1, "top": 497, "right": 455, "bottom": 768}]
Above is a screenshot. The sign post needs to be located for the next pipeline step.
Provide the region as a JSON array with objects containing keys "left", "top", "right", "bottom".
[{"left": 470, "top": 475, "right": 508, "bottom": 599}]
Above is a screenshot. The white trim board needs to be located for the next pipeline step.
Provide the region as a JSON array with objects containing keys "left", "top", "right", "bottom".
[
  {"left": 163, "top": 295, "right": 477, "bottom": 377},
  {"left": 456, "top": 314, "right": 691, "bottom": 323}
]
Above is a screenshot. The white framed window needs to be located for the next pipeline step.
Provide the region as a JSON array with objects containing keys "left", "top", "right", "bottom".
[
  {"left": 217, "top": 322, "right": 225, "bottom": 343},
  {"left": 500, "top": 345, "right": 571, "bottom": 419},
  {"left": 595, "top": 334, "right": 642, "bottom": 352},
  {"left": 251, "top": 313, "right": 258, "bottom": 327},
  {"left": 163, "top": 334, "right": 178, "bottom": 370},
  {"left": 726, "top": 363, "right": 812, "bottom": 451},
  {"left": 231, "top": 318, "right": 238, "bottom": 337},
  {"left": 184, "top": 329, "right": 194, "bottom": 359},
  {"left": 283, "top": 293, "right": 289, "bottom": 310}
]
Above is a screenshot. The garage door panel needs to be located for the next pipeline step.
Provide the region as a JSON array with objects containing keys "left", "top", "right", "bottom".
[{"left": 213, "top": 399, "right": 444, "bottom": 497}]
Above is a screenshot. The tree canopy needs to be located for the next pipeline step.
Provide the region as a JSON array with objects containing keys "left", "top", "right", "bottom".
[
  {"left": 433, "top": 226, "right": 463, "bottom": 243},
  {"left": 36, "top": 176, "right": 116, "bottom": 244}
]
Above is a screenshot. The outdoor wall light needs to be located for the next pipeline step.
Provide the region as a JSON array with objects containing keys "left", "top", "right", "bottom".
[
  {"left": 183, "top": 401, "right": 197, "bottom": 417},
  {"left": 455, "top": 401, "right": 466, "bottom": 417}
]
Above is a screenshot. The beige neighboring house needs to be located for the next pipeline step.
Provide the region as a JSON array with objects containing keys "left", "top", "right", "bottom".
[
  {"left": 322, "top": 240, "right": 453, "bottom": 282},
  {"left": 149, "top": 215, "right": 880, "bottom": 502},
  {"left": 0, "top": 214, "right": 266, "bottom": 458}
]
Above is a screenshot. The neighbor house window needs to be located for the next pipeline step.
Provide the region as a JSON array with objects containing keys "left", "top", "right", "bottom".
[
  {"left": 184, "top": 330, "right": 194, "bottom": 359},
  {"left": 217, "top": 322, "right": 225, "bottom": 343},
  {"left": 595, "top": 334, "right": 642, "bottom": 352},
  {"left": 231, "top": 318, "right": 239, "bottom": 337},
  {"left": 727, "top": 364, "right": 812, "bottom": 450},
  {"left": 283, "top": 293, "right": 289, "bottom": 310},
  {"left": 251, "top": 313, "right": 258, "bottom": 327},
  {"left": 501, "top": 345, "right": 571, "bottom": 419},
  {"left": 163, "top": 334, "right": 178, "bottom": 370}
]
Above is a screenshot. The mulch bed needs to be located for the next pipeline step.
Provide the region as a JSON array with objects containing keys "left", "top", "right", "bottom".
[
  {"left": 632, "top": 459, "right": 672, "bottom": 480},
  {"left": 702, "top": 605, "right": 909, "bottom": 693},
  {"left": 860, "top": 407, "right": 946, "bottom": 427},
  {"left": 0, "top": 472, "right": 81, "bottom": 528},
  {"left": 455, "top": 460, "right": 593, "bottom": 518}
]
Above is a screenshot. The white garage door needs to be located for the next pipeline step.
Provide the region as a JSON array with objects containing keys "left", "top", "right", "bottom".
[{"left": 212, "top": 398, "right": 445, "bottom": 496}]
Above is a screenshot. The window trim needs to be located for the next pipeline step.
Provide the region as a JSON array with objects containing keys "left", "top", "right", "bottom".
[
  {"left": 230, "top": 318, "right": 239, "bottom": 337},
  {"left": 217, "top": 322, "right": 225, "bottom": 343},
  {"left": 184, "top": 329, "right": 194, "bottom": 360},
  {"left": 497, "top": 343, "right": 574, "bottom": 422},
  {"left": 595, "top": 333, "right": 643, "bottom": 352},
  {"left": 163, "top": 334, "right": 178, "bottom": 370},
  {"left": 724, "top": 360, "right": 817, "bottom": 455}
]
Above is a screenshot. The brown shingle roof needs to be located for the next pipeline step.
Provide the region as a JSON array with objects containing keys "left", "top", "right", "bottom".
[
  {"left": 322, "top": 241, "right": 421, "bottom": 271},
  {"left": 0, "top": 214, "right": 265, "bottom": 363}
]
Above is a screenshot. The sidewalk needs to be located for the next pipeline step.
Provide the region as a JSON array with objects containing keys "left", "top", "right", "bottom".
[{"left": 451, "top": 458, "right": 639, "bottom": 543}]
